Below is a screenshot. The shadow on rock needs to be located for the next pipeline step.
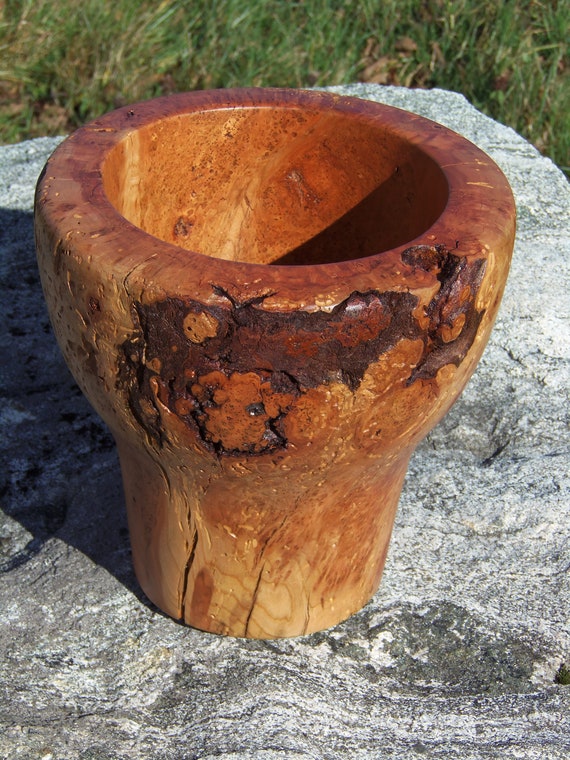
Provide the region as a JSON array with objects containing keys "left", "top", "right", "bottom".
[{"left": 0, "top": 206, "right": 151, "bottom": 606}]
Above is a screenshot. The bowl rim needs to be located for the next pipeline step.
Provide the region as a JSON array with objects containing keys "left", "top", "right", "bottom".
[{"left": 35, "top": 87, "right": 516, "bottom": 311}]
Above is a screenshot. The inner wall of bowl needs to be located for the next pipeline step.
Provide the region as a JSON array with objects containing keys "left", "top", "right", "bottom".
[{"left": 102, "top": 106, "right": 449, "bottom": 266}]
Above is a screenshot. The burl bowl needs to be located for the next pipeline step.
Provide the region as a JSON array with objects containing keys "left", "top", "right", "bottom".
[{"left": 34, "top": 88, "right": 515, "bottom": 638}]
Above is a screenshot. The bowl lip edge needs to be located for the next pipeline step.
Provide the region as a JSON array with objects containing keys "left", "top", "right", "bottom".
[{"left": 35, "top": 87, "right": 516, "bottom": 303}]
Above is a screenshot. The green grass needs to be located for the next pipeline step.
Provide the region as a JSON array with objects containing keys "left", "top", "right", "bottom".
[
  {"left": 556, "top": 663, "right": 570, "bottom": 685},
  {"left": 1, "top": 0, "right": 568, "bottom": 173}
]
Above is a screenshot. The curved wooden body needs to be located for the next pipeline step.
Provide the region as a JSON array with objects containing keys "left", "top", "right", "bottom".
[{"left": 34, "top": 88, "right": 515, "bottom": 637}]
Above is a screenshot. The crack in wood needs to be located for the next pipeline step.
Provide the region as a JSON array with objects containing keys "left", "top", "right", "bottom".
[
  {"left": 244, "top": 561, "right": 265, "bottom": 638},
  {"left": 179, "top": 529, "right": 198, "bottom": 623}
]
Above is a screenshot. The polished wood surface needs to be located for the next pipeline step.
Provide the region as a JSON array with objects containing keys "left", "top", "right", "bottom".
[{"left": 35, "top": 88, "right": 515, "bottom": 637}]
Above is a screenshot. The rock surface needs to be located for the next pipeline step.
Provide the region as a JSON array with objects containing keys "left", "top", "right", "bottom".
[{"left": 1, "top": 84, "right": 569, "bottom": 758}]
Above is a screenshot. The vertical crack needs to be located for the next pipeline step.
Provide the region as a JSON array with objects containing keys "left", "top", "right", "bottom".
[
  {"left": 243, "top": 513, "right": 289, "bottom": 636},
  {"left": 302, "top": 596, "right": 311, "bottom": 636},
  {"left": 244, "top": 562, "right": 265, "bottom": 637},
  {"left": 179, "top": 529, "right": 199, "bottom": 623}
]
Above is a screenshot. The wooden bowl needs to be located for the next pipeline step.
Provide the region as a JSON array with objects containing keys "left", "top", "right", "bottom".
[{"left": 34, "top": 88, "right": 515, "bottom": 638}]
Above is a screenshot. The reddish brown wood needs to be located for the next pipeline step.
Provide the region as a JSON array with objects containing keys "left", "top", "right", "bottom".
[{"left": 34, "top": 88, "right": 515, "bottom": 637}]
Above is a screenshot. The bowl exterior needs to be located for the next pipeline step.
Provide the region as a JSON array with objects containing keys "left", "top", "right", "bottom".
[{"left": 34, "top": 89, "right": 515, "bottom": 637}]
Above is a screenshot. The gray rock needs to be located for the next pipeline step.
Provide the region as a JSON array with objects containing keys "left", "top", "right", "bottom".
[{"left": 1, "top": 84, "right": 568, "bottom": 759}]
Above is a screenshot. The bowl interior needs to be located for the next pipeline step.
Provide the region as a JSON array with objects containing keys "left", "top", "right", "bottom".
[{"left": 101, "top": 105, "right": 449, "bottom": 266}]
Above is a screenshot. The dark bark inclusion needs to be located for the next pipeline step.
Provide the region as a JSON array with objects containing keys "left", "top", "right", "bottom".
[{"left": 118, "top": 247, "right": 486, "bottom": 456}]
